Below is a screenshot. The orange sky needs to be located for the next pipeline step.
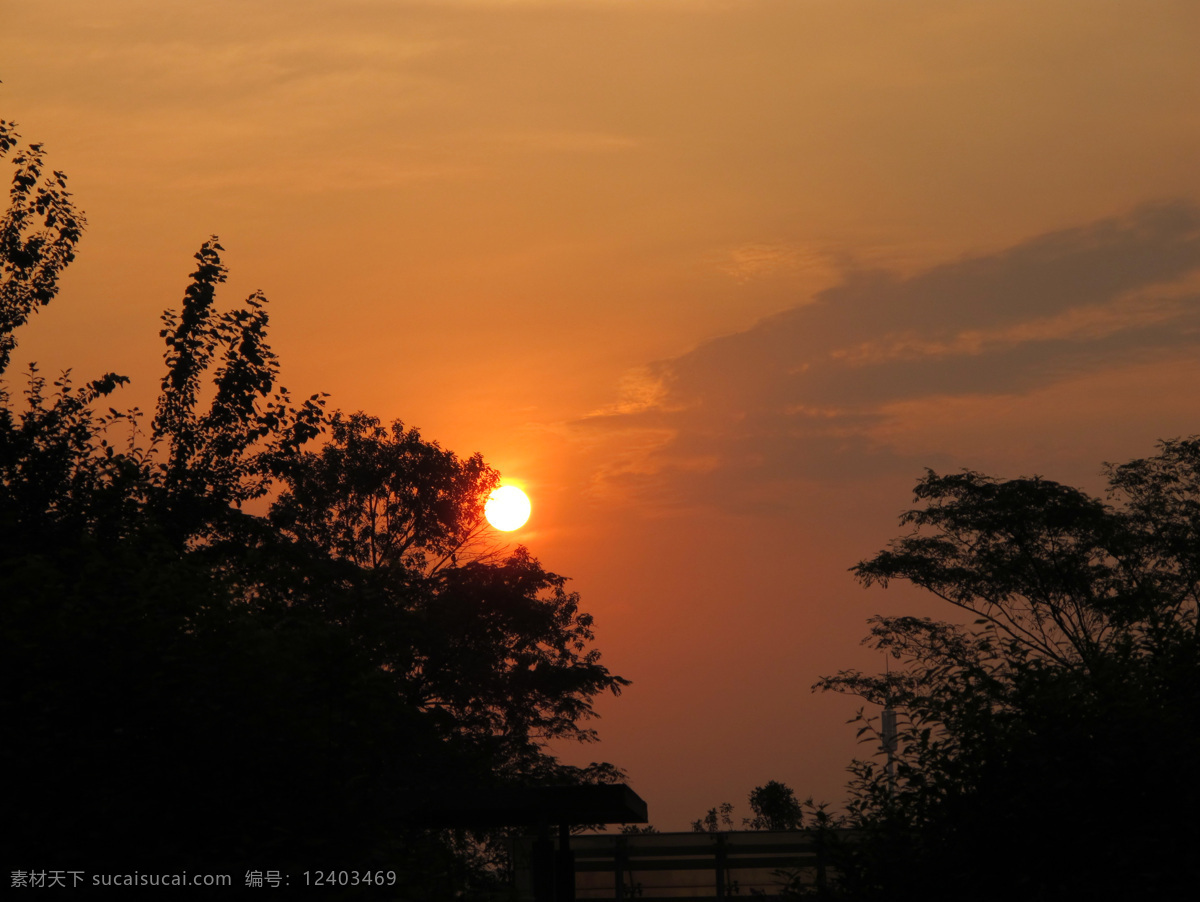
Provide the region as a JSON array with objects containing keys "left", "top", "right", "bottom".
[{"left": 4, "top": 0, "right": 1200, "bottom": 829}]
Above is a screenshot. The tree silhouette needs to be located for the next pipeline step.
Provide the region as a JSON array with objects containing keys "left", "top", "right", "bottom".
[
  {"left": 271, "top": 410, "right": 497, "bottom": 574},
  {"left": 691, "top": 801, "right": 737, "bottom": 833},
  {"left": 0, "top": 118, "right": 84, "bottom": 376},
  {"left": 151, "top": 236, "right": 325, "bottom": 544},
  {"left": 270, "top": 410, "right": 630, "bottom": 781},
  {"left": 747, "top": 780, "right": 804, "bottom": 832},
  {"left": 817, "top": 453, "right": 1200, "bottom": 899},
  {"left": 690, "top": 781, "right": 813, "bottom": 834},
  {"left": 1, "top": 120, "right": 626, "bottom": 893}
]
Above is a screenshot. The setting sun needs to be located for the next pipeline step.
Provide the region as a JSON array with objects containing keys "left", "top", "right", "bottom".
[{"left": 485, "top": 485, "right": 531, "bottom": 531}]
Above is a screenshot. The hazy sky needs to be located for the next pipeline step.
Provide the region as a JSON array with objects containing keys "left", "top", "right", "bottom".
[{"left": 4, "top": 0, "right": 1200, "bottom": 829}]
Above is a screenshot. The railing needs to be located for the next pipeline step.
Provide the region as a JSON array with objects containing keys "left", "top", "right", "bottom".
[{"left": 514, "top": 829, "right": 849, "bottom": 901}]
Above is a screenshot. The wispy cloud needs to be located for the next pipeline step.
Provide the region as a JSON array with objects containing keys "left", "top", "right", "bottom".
[
  {"left": 579, "top": 202, "right": 1200, "bottom": 512},
  {"left": 711, "top": 243, "right": 814, "bottom": 283}
]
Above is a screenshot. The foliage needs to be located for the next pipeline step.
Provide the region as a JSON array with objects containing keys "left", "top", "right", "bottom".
[
  {"left": 1, "top": 120, "right": 626, "bottom": 892},
  {"left": 691, "top": 781, "right": 818, "bottom": 833},
  {"left": 271, "top": 410, "right": 497, "bottom": 573},
  {"left": 691, "top": 801, "right": 737, "bottom": 833},
  {"left": 0, "top": 118, "right": 84, "bottom": 376},
  {"left": 746, "top": 779, "right": 805, "bottom": 832},
  {"left": 817, "top": 459, "right": 1200, "bottom": 899},
  {"left": 684, "top": 786, "right": 839, "bottom": 899},
  {"left": 152, "top": 237, "right": 325, "bottom": 539},
  {"left": 0, "top": 120, "right": 132, "bottom": 543},
  {"left": 270, "top": 410, "right": 631, "bottom": 780}
]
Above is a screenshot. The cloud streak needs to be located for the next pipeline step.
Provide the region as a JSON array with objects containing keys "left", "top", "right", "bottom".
[{"left": 581, "top": 202, "right": 1200, "bottom": 511}]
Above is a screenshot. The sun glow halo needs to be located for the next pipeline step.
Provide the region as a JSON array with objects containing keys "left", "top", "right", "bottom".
[{"left": 485, "top": 485, "right": 531, "bottom": 531}]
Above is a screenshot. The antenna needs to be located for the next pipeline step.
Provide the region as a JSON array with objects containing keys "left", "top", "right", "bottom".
[{"left": 881, "top": 653, "right": 897, "bottom": 798}]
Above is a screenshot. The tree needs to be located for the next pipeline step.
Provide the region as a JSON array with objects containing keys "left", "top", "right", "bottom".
[
  {"left": 0, "top": 118, "right": 84, "bottom": 376},
  {"left": 817, "top": 451, "right": 1200, "bottom": 900},
  {"left": 691, "top": 781, "right": 815, "bottom": 833},
  {"left": 692, "top": 801, "right": 737, "bottom": 833},
  {"left": 271, "top": 410, "right": 496, "bottom": 573},
  {"left": 1, "top": 118, "right": 131, "bottom": 543},
  {"left": 270, "top": 410, "right": 631, "bottom": 783},
  {"left": 151, "top": 236, "right": 325, "bottom": 543},
  {"left": 0, "top": 127, "right": 413, "bottom": 872},
  {"left": 747, "top": 780, "right": 805, "bottom": 832},
  {"left": 1, "top": 120, "right": 626, "bottom": 892}
]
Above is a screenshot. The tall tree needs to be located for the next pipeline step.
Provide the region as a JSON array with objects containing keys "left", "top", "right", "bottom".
[
  {"left": 151, "top": 237, "right": 325, "bottom": 542},
  {"left": 0, "top": 118, "right": 84, "bottom": 376},
  {"left": 817, "top": 451, "right": 1200, "bottom": 899},
  {"left": 271, "top": 410, "right": 497, "bottom": 574},
  {"left": 0, "top": 119, "right": 132, "bottom": 544},
  {"left": 2, "top": 119, "right": 627, "bottom": 892},
  {"left": 271, "top": 411, "right": 630, "bottom": 783}
]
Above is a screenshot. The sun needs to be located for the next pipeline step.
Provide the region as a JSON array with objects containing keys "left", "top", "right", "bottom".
[{"left": 485, "top": 485, "right": 531, "bottom": 531}]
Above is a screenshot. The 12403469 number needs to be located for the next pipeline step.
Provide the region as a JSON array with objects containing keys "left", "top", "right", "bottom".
[{"left": 304, "top": 871, "right": 396, "bottom": 887}]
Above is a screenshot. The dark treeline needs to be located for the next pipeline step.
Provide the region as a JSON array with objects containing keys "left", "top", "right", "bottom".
[
  {"left": 823, "top": 454, "right": 1200, "bottom": 898},
  {"left": 1, "top": 120, "right": 626, "bottom": 895},
  {"left": 670, "top": 322, "right": 1200, "bottom": 894},
  {"left": 801, "top": 449, "right": 1200, "bottom": 898},
  {"left": 683, "top": 447, "right": 1200, "bottom": 900}
]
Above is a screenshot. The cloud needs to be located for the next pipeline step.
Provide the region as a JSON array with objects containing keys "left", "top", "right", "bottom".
[
  {"left": 579, "top": 201, "right": 1200, "bottom": 512},
  {"left": 711, "top": 243, "right": 811, "bottom": 282}
]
